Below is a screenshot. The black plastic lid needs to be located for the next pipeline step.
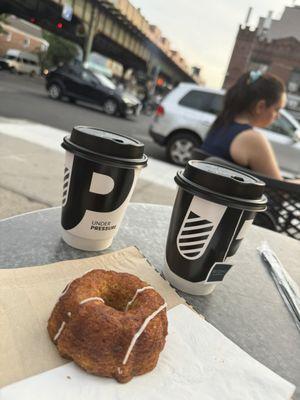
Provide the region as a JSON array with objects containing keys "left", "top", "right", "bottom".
[
  {"left": 175, "top": 161, "right": 267, "bottom": 211},
  {"left": 62, "top": 126, "right": 147, "bottom": 168}
]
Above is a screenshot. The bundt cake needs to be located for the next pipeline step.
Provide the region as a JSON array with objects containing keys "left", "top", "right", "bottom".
[{"left": 47, "top": 269, "right": 168, "bottom": 383}]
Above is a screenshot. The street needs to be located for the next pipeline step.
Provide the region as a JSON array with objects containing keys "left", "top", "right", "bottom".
[
  {"left": 0, "top": 71, "right": 166, "bottom": 162},
  {"left": 0, "top": 71, "right": 180, "bottom": 219}
]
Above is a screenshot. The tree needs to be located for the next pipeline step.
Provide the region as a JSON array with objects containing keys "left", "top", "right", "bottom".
[{"left": 42, "top": 31, "right": 79, "bottom": 69}]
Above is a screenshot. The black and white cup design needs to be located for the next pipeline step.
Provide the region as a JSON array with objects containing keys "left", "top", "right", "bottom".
[
  {"left": 165, "top": 189, "right": 256, "bottom": 295},
  {"left": 61, "top": 151, "right": 140, "bottom": 251},
  {"left": 177, "top": 196, "right": 225, "bottom": 261},
  {"left": 163, "top": 157, "right": 269, "bottom": 297},
  {"left": 177, "top": 211, "right": 214, "bottom": 260}
]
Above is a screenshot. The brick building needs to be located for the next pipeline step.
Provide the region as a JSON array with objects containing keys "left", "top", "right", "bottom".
[
  {"left": 0, "top": 16, "right": 48, "bottom": 57},
  {"left": 223, "top": 6, "right": 300, "bottom": 99}
]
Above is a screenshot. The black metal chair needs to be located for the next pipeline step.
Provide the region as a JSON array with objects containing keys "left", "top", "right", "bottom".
[{"left": 192, "top": 149, "right": 300, "bottom": 240}]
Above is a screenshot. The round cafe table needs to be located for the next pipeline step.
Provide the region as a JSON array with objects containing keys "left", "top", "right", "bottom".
[{"left": 0, "top": 203, "right": 299, "bottom": 397}]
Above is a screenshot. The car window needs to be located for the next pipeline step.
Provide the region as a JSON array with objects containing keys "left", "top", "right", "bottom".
[
  {"left": 268, "top": 114, "right": 296, "bottom": 138},
  {"left": 6, "top": 55, "right": 17, "bottom": 60},
  {"left": 65, "top": 63, "right": 80, "bottom": 75},
  {"left": 179, "top": 90, "right": 223, "bottom": 114},
  {"left": 92, "top": 72, "right": 116, "bottom": 90},
  {"left": 81, "top": 70, "right": 98, "bottom": 85}
]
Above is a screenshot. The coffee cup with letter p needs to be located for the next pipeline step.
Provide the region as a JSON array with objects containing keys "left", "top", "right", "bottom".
[
  {"left": 61, "top": 126, "right": 147, "bottom": 251},
  {"left": 164, "top": 161, "right": 267, "bottom": 295}
]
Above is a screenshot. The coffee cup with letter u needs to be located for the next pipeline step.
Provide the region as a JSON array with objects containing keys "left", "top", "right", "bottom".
[
  {"left": 164, "top": 161, "right": 267, "bottom": 295},
  {"left": 61, "top": 126, "right": 147, "bottom": 251}
]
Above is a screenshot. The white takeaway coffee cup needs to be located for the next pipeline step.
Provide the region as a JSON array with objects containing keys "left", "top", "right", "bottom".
[{"left": 61, "top": 126, "right": 147, "bottom": 251}]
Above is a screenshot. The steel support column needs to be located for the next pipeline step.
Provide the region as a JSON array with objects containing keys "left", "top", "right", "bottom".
[{"left": 83, "top": 2, "right": 96, "bottom": 62}]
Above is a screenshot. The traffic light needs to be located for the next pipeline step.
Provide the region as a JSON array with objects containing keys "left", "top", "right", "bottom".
[{"left": 156, "top": 78, "right": 165, "bottom": 87}]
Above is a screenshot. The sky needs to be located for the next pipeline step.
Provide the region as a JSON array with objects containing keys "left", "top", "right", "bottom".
[{"left": 130, "top": 0, "right": 298, "bottom": 88}]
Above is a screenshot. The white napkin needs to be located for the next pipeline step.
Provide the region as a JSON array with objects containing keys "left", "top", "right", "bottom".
[{"left": 0, "top": 304, "right": 295, "bottom": 400}]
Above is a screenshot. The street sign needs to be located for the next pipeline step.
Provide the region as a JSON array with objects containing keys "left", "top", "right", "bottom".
[{"left": 62, "top": 4, "right": 73, "bottom": 22}]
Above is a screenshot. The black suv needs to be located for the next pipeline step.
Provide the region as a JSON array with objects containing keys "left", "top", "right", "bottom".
[{"left": 45, "top": 64, "right": 141, "bottom": 117}]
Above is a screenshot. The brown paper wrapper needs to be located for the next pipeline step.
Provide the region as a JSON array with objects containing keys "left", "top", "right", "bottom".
[{"left": 0, "top": 246, "right": 191, "bottom": 387}]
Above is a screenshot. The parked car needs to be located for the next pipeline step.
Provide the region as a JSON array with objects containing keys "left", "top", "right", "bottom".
[
  {"left": 149, "top": 83, "right": 300, "bottom": 175},
  {"left": 4, "top": 49, "right": 40, "bottom": 76},
  {"left": 45, "top": 64, "right": 141, "bottom": 117}
]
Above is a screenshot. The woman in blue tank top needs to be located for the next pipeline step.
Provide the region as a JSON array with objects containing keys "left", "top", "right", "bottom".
[{"left": 202, "top": 71, "right": 299, "bottom": 182}]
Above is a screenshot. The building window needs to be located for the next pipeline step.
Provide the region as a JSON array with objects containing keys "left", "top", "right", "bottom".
[{"left": 23, "top": 37, "right": 30, "bottom": 48}]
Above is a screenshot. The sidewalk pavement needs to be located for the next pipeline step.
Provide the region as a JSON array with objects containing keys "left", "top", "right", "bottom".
[{"left": 0, "top": 118, "right": 179, "bottom": 219}]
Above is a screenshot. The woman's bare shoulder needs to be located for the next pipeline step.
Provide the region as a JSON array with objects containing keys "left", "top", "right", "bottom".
[
  {"left": 233, "top": 128, "right": 282, "bottom": 179},
  {"left": 236, "top": 128, "right": 267, "bottom": 145},
  {"left": 230, "top": 128, "right": 271, "bottom": 167}
]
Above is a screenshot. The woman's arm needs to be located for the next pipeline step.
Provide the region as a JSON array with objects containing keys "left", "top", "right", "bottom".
[{"left": 230, "top": 129, "right": 283, "bottom": 180}]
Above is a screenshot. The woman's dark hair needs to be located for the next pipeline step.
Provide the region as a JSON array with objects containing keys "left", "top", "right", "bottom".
[{"left": 210, "top": 71, "right": 285, "bottom": 132}]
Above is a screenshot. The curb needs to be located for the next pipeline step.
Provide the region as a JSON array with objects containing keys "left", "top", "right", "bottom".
[{"left": 0, "top": 117, "right": 179, "bottom": 190}]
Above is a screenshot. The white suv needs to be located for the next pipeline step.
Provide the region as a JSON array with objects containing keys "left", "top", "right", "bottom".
[
  {"left": 149, "top": 83, "right": 300, "bottom": 175},
  {"left": 5, "top": 49, "right": 41, "bottom": 76}
]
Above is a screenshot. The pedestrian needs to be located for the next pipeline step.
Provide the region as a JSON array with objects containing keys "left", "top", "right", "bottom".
[
  {"left": 142, "top": 82, "right": 151, "bottom": 110},
  {"left": 201, "top": 71, "right": 299, "bottom": 182}
]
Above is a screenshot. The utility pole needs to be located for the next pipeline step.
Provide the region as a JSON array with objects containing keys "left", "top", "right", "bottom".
[{"left": 83, "top": 2, "right": 97, "bottom": 63}]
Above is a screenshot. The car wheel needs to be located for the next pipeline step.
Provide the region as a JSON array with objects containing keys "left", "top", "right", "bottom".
[
  {"left": 166, "top": 132, "right": 202, "bottom": 166},
  {"left": 103, "top": 98, "right": 118, "bottom": 115},
  {"left": 48, "top": 83, "right": 62, "bottom": 100}
]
